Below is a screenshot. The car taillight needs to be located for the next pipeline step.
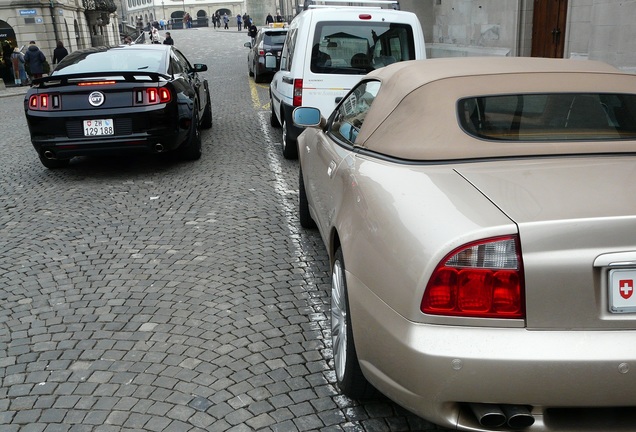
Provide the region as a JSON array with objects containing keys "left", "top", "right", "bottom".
[
  {"left": 258, "top": 41, "right": 265, "bottom": 56},
  {"left": 29, "top": 93, "right": 61, "bottom": 111},
  {"left": 134, "top": 87, "right": 171, "bottom": 105},
  {"left": 421, "top": 236, "right": 525, "bottom": 319},
  {"left": 293, "top": 79, "right": 303, "bottom": 107}
]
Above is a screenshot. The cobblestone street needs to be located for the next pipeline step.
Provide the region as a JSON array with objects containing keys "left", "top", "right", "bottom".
[{"left": 0, "top": 28, "right": 446, "bottom": 431}]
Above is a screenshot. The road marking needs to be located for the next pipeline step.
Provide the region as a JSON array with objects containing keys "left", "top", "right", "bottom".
[{"left": 249, "top": 78, "right": 271, "bottom": 111}]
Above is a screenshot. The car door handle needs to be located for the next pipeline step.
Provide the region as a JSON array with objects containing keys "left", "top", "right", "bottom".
[{"left": 327, "top": 161, "right": 337, "bottom": 178}]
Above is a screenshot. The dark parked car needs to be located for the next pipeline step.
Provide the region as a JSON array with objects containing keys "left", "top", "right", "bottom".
[
  {"left": 24, "top": 44, "right": 212, "bottom": 168},
  {"left": 244, "top": 24, "right": 288, "bottom": 83}
]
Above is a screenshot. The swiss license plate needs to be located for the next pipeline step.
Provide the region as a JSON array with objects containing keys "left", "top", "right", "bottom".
[
  {"left": 83, "top": 119, "right": 114, "bottom": 136},
  {"left": 608, "top": 269, "right": 636, "bottom": 313}
]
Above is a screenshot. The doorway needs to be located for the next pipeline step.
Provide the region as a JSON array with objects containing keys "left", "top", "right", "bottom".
[{"left": 531, "top": 0, "right": 568, "bottom": 58}]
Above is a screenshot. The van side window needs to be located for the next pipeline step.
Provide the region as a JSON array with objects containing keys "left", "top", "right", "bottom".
[
  {"left": 281, "top": 28, "right": 298, "bottom": 72},
  {"left": 330, "top": 80, "right": 381, "bottom": 144},
  {"left": 311, "top": 22, "right": 415, "bottom": 75}
]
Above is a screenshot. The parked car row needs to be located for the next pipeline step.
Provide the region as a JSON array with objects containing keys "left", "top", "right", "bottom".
[{"left": 264, "top": 1, "right": 636, "bottom": 431}]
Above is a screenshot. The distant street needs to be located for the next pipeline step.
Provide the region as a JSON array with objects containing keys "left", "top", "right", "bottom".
[{"left": 0, "top": 27, "right": 446, "bottom": 431}]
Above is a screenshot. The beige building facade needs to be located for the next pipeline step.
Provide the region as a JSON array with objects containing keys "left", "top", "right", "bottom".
[{"left": 401, "top": 0, "right": 636, "bottom": 72}]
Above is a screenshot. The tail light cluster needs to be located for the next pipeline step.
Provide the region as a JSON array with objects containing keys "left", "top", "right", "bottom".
[
  {"left": 421, "top": 236, "right": 525, "bottom": 319},
  {"left": 293, "top": 79, "right": 303, "bottom": 107},
  {"left": 29, "top": 93, "right": 61, "bottom": 111},
  {"left": 258, "top": 41, "right": 265, "bottom": 56},
  {"left": 134, "top": 87, "right": 172, "bottom": 105}
]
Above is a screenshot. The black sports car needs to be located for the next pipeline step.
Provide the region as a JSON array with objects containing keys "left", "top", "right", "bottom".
[{"left": 24, "top": 44, "right": 212, "bottom": 168}]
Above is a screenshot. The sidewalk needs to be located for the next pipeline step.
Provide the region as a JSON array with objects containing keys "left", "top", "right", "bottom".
[{"left": 0, "top": 84, "right": 29, "bottom": 99}]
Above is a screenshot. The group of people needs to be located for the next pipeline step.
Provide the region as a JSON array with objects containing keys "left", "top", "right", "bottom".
[{"left": 1, "top": 40, "right": 68, "bottom": 86}]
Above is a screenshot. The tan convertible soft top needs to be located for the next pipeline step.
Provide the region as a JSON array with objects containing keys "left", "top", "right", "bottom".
[{"left": 356, "top": 57, "right": 636, "bottom": 160}]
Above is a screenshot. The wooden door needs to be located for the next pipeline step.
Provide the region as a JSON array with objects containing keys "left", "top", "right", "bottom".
[{"left": 531, "top": 0, "right": 568, "bottom": 58}]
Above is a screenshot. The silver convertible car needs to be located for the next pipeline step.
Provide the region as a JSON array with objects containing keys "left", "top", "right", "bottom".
[{"left": 293, "top": 57, "right": 636, "bottom": 431}]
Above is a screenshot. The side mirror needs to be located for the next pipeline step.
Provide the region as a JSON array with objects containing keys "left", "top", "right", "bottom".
[
  {"left": 244, "top": 42, "right": 252, "bottom": 48},
  {"left": 193, "top": 63, "right": 208, "bottom": 72},
  {"left": 293, "top": 107, "right": 327, "bottom": 129}
]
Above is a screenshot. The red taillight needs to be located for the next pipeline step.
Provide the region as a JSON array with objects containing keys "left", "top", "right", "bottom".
[
  {"left": 421, "top": 236, "right": 525, "bottom": 319},
  {"left": 28, "top": 93, "right": 61, "bottom": 111},
  {"left": 134, "top": 87, "right": 171, "bottom": 105},
  {"left": 359, "top": 14, "right": 372, "bottom": 20},
  {"left": 77, "top": 81, "right": 116, "bottom": 86},
  {"left": 293, "top": 79, "right": 303, "bottom": 107},
  {"left": 258, "top": 50, "right": 266, "bottom": 56}
]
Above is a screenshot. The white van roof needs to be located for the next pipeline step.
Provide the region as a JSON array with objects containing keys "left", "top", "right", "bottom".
[{"left": 300, "top": 0, "right": 400, "bottom": 10}]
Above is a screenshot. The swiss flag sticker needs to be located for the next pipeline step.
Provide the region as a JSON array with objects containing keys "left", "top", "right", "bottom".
[{"left": 619, "top": 279, "right": 634, "bottom": 300}]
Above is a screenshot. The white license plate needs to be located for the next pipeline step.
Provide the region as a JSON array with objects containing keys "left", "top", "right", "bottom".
[
  {"left": 609, "top": 269, "right": 636, "bottom": 313},
  {"left": 83, "top": 119, "right": 114, "bottom": 136}
]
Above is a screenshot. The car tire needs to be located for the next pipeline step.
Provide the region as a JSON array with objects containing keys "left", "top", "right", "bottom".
[
  {"left": 179, "top": 109, "right": 202, "bottom": 161},
  {"left": 201, "top": 88, "right": 213, "bottom": 129},
  {"left": 331, "top": 248, "right": 375, "bottom": 398},
  {"left": 254, "top": 66, "right": 264, "bottom": 83},
  {"left": 281, "top": 118, "right": 298, "bottom": 159},
  {"left": 38, "top": 153, "right": 70, "bottom": 169},
  {"left": 270, "top": 101, "right": 281, "bottom": 128},
  {"left": 299, "top": 168, "right": 316, "bottom": 229}
]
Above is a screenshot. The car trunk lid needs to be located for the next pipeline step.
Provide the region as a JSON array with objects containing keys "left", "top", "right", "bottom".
[{"left": 457, "top": 157, "right": 636, "bottom": 330}]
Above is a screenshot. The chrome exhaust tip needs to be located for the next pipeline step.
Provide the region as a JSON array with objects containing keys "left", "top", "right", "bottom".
[
  {"left": 502, "top": 405, "right": 535, "bottom": 429},
  {"left": 155, "top": 143, "right": 164, "bottom": 153},
  {"left": 469, "top": 403, "right": 507, "bottom": 428},
  {"left": 43, "top": 151, "right": 55, "bottom": 160}
]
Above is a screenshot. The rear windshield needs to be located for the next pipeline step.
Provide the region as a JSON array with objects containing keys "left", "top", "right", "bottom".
[
  {"left": 459, "top": 93, "right": 636, "bottom": 141},
  {"left": 54, "top": 48, "right": 166, "bottom": 74},
  {"left": 263, "top": 31, "right": 287, "bottom": 46},
  {"left": 310, "top": 21, "right": 416, "bottom": 75}
]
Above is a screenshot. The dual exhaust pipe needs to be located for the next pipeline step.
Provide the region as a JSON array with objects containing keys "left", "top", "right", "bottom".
[{"left": 470, "top": 403, "right": 534, "bottom": 429}]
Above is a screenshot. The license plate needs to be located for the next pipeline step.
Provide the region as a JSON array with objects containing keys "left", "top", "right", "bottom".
[
  {"left": 609, "top": 269, "right": 636, "bottom": 313},
  {"left": 83, "top": 119, "right": 114, "bottom": 136}
]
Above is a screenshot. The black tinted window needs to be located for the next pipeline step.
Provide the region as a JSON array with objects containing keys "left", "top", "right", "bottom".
[{"left": 459, "top": 93, "right": 636, "bottom": 141}]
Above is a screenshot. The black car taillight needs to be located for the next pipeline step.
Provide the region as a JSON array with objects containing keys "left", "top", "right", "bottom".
[
  {"left": 134, "top": 87, "right": 172, "bottom": 105},
  {"left": 29, "top": 93, "right": 61, "bottom": 111}
]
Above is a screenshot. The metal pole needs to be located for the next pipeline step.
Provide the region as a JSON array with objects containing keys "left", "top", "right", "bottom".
[{"left": 49, "top": 0, "right": 61, "bottom": 45}]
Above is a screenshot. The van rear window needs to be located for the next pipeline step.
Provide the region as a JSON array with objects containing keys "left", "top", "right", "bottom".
[
  {"left": 459, "top": 93, "right": 636, "bottom": 141},
  {"left": 311, "top": 22, "right": 415, "bottom": 74}
]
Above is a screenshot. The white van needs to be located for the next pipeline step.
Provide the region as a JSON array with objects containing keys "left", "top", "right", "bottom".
[{"left": 269, "top": 0, "right": 426, "bottom": 158}]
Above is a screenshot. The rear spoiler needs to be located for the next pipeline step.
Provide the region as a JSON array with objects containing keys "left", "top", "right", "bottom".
[
  {"left": 31, "top": 71, "right": 171, "bottom": 88},
  {"left": 301, "top": 0, "right": 400, "bottom": 10}
]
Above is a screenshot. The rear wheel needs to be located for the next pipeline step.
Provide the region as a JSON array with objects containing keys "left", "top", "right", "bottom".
[
  {"left": 299, "top": 168, "right": 316, "bottom": 229},
  {"left": 178, "top": 109, "right": 201, "bottom": 160},
  {"left": 281, "top": 118, "right": 298, "bottom": 159},
  {"left": 332, "top": 248, "right": 374, "bottom": 398},
  {"left": 38, "top": 153, "right": 70, "bottom": 169},
  {"left": 254, "top": 65, "right": 264, "bottom": 83}
]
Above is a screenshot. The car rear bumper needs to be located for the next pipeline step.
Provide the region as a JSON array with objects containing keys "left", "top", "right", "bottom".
[
  {"left": 26, "top": 106, "right": 187, "bottom": 159},
  {"left": 347, "top": 270, "right": 636, "bottom": 431}
]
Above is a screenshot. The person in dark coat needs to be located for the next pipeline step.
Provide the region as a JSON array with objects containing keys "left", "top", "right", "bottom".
[
  {"left": 265, "top": 13, "right": 274, "bottom": 25},
  {"left": 163, "top": 32, "right": 174, "bottom": 45},
  {"left": 52, "top": 41, "right": 68, "bottom": 65},
  {"left": 24, "top": 41, "right": 47, "bottom": 79}
]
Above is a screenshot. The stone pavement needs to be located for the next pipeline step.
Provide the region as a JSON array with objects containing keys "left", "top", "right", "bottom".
[{"left": 0, "top": 28, "right": 445, "bottom": 432}]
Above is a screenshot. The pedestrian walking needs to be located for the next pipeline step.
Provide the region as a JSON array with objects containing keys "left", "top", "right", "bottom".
[
  {"left": 10, "top": 47, "right": 27, "bottom": 86},
  {"left": 52, "top": 41, "right": 68, "bottom": 65},
  {"left": 236, "top": 14, "right": 242, "bottom": 31},
  {"left": 248, "top": 23, "right": 258, "bottom": 45},
  {"left": 223, "top": 13, "right": 229, "bottom": 30},
  {"left": 276, "top": 12, "right": 283, "bottom": 22},
  {"left": 151, "top": 26, "right": 160, "bottom": 43},
  {"left": 266, "top": 13, "right": 274, "bottom": 25},
  {"left": 24, "top": 41, "right": 47, "bottom": 79},
  {"left": 242, "top": 13, "right": 248, "bottom": 30},
  {"left": 163, "top": 32, "right": 174, "bottom": 45}
]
